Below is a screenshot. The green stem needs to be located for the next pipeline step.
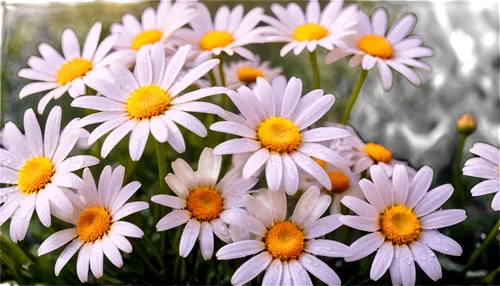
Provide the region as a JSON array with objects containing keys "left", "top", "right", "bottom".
[
  {"left": 218, "top": 54, "right": 226, "bottom": 87},
  {"left": 132, "top": 241, "right": 165, "bottom": 281},
  {"left": 144, "top": 235, "right": 166, "bottom": 275},
  {"left": 154, "top": 139, "right": 167, "bottom": 257},
  {"left": 342, "top": 69, "right": 368, "bottom": 125},
  {"left": 453, "top": 133, "right": 467, "bottom": 203},
  {"left": 208, "top": 70, "right": 217, "bottom": 86},
  {"left": 460, "top": 220, "right": 500, "bottom": 278},
  {"left": 308, "top": 50, "right": 321, "bottom": 89}
]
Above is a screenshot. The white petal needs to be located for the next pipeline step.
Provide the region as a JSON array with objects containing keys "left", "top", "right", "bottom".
[
  {"left": 393, "top": 164, "right": 409, "bottom": 205},
  {"left": 199, "top": 221, "right": 214, "bottom": 260},
  {"left": 129, "top": 120, "right": 150, "bottom": 161},
  {"left": 151, "top": 195, "right": 186, "bottom": 209},
  {"left": 340, "top": 215, "right": 379, "bottom": 232},
  {"left": 44, "top": 106, "right": 62, "bottom": 158},
  {"left": 90, "top": 240, "right": 104, "bottom": 279},
  {"left": 387, "top": 14, "right": 415, "bottom": 43},
  {"left": 135, "top": 48, "right": 152, "bottom": 85},
  {"left": 471, "top": 180, "right": 500, "bottom": 196},
  {"left": 345, "top": 232, "right": 385, "bottom": 262},
  {"left": 266, "top": 153, "right": 283, "bottom": 191},
  {"left": 282, "top": 153, "right": 299, "bottom": 195},
  {"left": 295, "top": 94, "right": 335, "bottom": 130},
  {"left": 107, "top": 232, "right": 132, "bottom": 253},
  {"left": 197, "top": 147, "right": 222, "bottom": 186},
  {"left": 420, "top": 209, "right": 466, "bottom": 229},
  {"left": 242, "top": 148, "right": 269, "bottom": 179},
  {"left": 409, "top": 241, "right": 442, "bottom": 281},
  {"left": 220, "top": 209, "right": 267, "bottom": 237},
  {"left": 263, "top": 259, "right": 283, "bottom": 285},
  {"left": 110, "top": 181, "right": 141, "bottom": 213},
  {"left": 303, "top": 214, "right": 342, "bottom": 239},
  {"left": 167, "top": 110, "right": 207, "bottom": 137},
  {"left": 377, "top": 60, "right": 393, "bottom": 91},
  {"left": 108, "top": 64, "right": 139, "bottom": 93},
  {"left": 305, "top": 239, "right": 352, "bottom": 257},
  {"left": 289, "top": 259, "right": 313, "bottom": 285},
  {"left": 171, "top": 159, "right": 198, "bottom": 189},
  {"left": 370, "top": 242, "right": 394, "bottom": 281},
  {"left": 414, "top": 184, "right": 453, "bottom": 217},
  {"left": 243, "top": 194, "right": 274, "bottom": 227},
  {"left": 77, "top": 243, "right": 92, "bottom": 283},
  {"left": 371, "top": 8, "right": 388, "bottom": 36},
  {"left": 231, "top": 252, "right": 272, "bottom": 285},
  {"left": 149, "top": 116, "right": 168, "bottom": 143},
  {"left": 170, "top": 59, "right": 219, "bottom": 97},
  {"left": 213, "top": 138, "right": 261, "bottom": 155},
  {"left": 291, "top": 151, "right": 331, "bottom": 190},
  {"left": 35, "top": 189, "right": 51, "bottom": 227},
  {"left": 270, "top": 188, "right": 287, "bottom": 222},
  {"left": 280, "top": 77, "right": 302, "bottom": 118},
  {"left": 55, "top": 239, "right": 82, "bottom": 276},
  {"left": 38, "top": 228, "right": 77, "bottom": 256},
  {"left": 112, "top": 202, "right": 149, "bottom": 221},
  {"left": 217, "top": 239, "right": 265, "bottom": 260},
  {"left": 161, "top": 116, "right": 186, "bottom": 153},
  {"left": 165, "top": 174, "right": 189, "bottom": 199},
  {"left": 210, "top": 121, "right": 256, "bottom": 138},
  {"left": 300, "top": 253, "right": 340, "bottom": 286},
  {"left": 62, "top": 28, "right": 80, "bottom": 60},
  {"left": 110, "top": 221, "right": 144, "bottom": 238},
  {"left": 370, "top": 165, "right": 394, "bottom": 208},
  {"left": 406, "top": 166, "right": 433, "bottom": 208},
  {"left": 0, "top": 149, "right": 23, "bottom": 170},
  {"left": 179, "top": 219, "right": 201, "bottom": 257},
  {"left": 24, "top": 108, "right": 43, "bottom": 156},
  {"left": 291, "top": 186, "right": 320, "bottom": 225},
  {"left": 101, "top": 120, "right": 137, "bottom": 158},
  {"left": 399, "top": 245, "right": 416, "bottom": 286},
  {"left": 161, "top": 45, "right": 191, "bottom": 90},
  {"left": 298, "top": 142, "right": 347, "bottom": 171},
  {"left": 210, "top": 219, "right": 232, "bottom": 243},
  {"left": 46, "top": 184, "right": 74, "bottom": 214},
  {"left": 300, "top": 127, "right": 350, "bottom": 143},
  {"left": 156, "top": 209, "right": 190, "bottom": 231},
  {"left": 341, "top": 196, "right": 379, "bottom": 219},
  {"left": 359, "top": 179, "right": 385, "bottom": 213},
  {"left": 419, "top": 230, "right": 462, "bottom": 256},
  {"left": 102, "top": 235, "right": 123, "bottom": 267},
  {"left": 82, "top": 22, "right": 102, "bottom": 60}
]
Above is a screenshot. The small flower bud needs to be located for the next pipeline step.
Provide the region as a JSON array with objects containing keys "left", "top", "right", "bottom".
[{"left": 456, "top": 113, "right": 477, "bottom": 135}]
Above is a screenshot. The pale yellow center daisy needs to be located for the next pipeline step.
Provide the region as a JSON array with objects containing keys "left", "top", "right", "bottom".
[
  {"left": 126, "top": 84, "right": 170, "bottom": 120},
  {"left": 199, "top": 31, "right": 234, "bottom": 51},
  {"left": 293, "top": 23, "right": 328, "bottom": 41},
  {"left": 257, "top": 117, "right": 301, "bottom": 154},
  {"left": 56, "top": 58, "right": 92, "bottom": 86},
  {"left": 18, "top": 157, "right": 55, "bottom": 194},
  {"left": 357, "top": 35, "right": 394, "bottom": 59},
  {"left": 380, "top": 205, "right": 420, "bottom": 245},
  {"left": 363, "top": 142, "right": 392, "bottom": 164},
  {"left": 186, "top": 187, "right": 223, "bottom": 221},
  {"left": 77, "top": 206, "right": 112, "bottom": 243},
  {"left": 132, "top": 30, "right": 163, "bottom": 50},
  {"left": 237, "top": 66, "right": 264, "bottom": 84},
  {"left": 265, "top": 221, "right": 304, "bottom": 261}
]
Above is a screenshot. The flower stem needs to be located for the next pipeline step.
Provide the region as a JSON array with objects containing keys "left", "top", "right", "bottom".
[
  {"left": 460, "top": 220, "right": 500, "bottom": 278},
  {"left": 154, "top": 139, "right": 167, "bottom": 257},
  {"left": 144, "top": 235, "right": 166, "bottom": 276},
  {"left": 308, "top": 50, "right": 321, "bottom": 89},
  {"left": 342, "top": 69, "right": 368, "bottom": 125},
  {"left": 217, "top": 54, "right": 229, "bottom": 112},
  {"left": 208, "top": 70, "right": 217, "bottom": 86},
  {"left": 453, "top": 133, "right": 467, "bottom": 203},
  {"left": 132, "top": 240, "right": 165, "bottom": 281}
]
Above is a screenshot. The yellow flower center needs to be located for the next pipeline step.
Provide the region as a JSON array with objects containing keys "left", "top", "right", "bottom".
[
  {"left": 237, "top": 66, "right": 264, "bottom": 84},
  {"left": 18, "top": 157, "right": 55, "bottom": 194},
  {"left": 327, "top": 172, "right": 350, "bottom": 193},
  {"left": 199, "top": 31, "right": 234, "bottom": 51},
  {"left": 126, "top": 84, "right": 170, "bottom": 120},
  {"left": 186, "top": 187, "right": 223, "bottom": 221},
  {"left": 380, "top": 205, "right": 420, "bottom": 245},
  {"left": 363, "top": 142, "right": 392, "bottom": 164},
  {"left": 265, "top": 221, "right": 304, "bottom": 261},
  {"left": 76, "top": 206, "right": 112, "bottom": 243},
  {"left": 56, "top": 58, "right": 92, "bottom": 86},
  {"left": 257, "top": 117, "right": 301, "bottom": 154},
  {"left": 357, "top": 34, "right": 394, "bottom": 59},
  {"left": 293, "top": 23, "right": 328, "bottom": 41},
  {"left": 132, "top": 30, "right": 163, "bottom": 50}
]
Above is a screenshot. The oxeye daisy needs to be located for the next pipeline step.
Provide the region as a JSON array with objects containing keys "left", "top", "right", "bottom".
[
  {"left": 300, "top": 159, "right": 364, "bottom": 214},
  {"left": 72, "top": 43, "right": 229, "bottom": 160},
  {"left": 326, "top": 8, "right": 433, "bottom": 92},
  {"left": 216, "top": 187, "right": 351, "bottom": 285},
  {"left": 172, "top": 3, "right": 265, "bottom": 64},
  {"left": 463, "top": 143, "right": 500, "bottom": 211},
  {"left": 0, "top": 107, "right": 99, "bottom": 242},
  {"left": 37, "top": 165, "right": 148, "bottom": 283},
  {"left": 18, "top": 22, "right": 124, "bottom": 114},
  {"left": 152, "top": 148, "right": 258, "bottom": 260},
  {"left": 110, "top": 0, "right": 197, "bottom": 62},
  {"left": 262, "top": 0, "right": 358, "bottom": 88},
  {"left": 211, "top": 76, "right": 350, "bottom": 195},
  {"left": 219, "top": 55, "right": 283, "bottom": 90},
  {"left": 340, "top": 165, "right": 466, "bottom": 285}
]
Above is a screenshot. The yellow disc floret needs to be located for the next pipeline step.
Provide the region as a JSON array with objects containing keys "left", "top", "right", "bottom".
[
  {"left": 77, "top": 206, "right": 112, "bottom": 243},
  {"left": 56, "top": 58, "right": 92, "bottom": 86},
  {"left": 18, "top": 157, "right": 55, "bottom": 194},
  {"left": 257, "top": 117, "right": 301, "bottom": 153},
  {"left": 200, "top": 31, "right": 234, "bottom": 51},
  {"left": 363, "top": 142, "right": 392, "bottom": 164},
  {"left": 380, "top": 205, "right": 420, "bottom": 245},
  {"left": 265, "top": 221, "right": 304, "bottom": 261},
  {"left": 132, "top": 30, "right": 163, "bottom": 50},
  {"left": 293, "top": 23, "right": 328, "bottom": 41},
  {"left": 357, "top": 35, "right": 394, "bottom": 59},
  {"left": 186, "top": 187, "right": 223, "bottom": 221},
  {"left": 126, "top": 84, "right": 170, "bottom": 120},
  {"left": 237, "top": 66, "right": 264, "bottom": 84},
  {"left": 327, "top": 172, "right": 350, "bottom": 193}
]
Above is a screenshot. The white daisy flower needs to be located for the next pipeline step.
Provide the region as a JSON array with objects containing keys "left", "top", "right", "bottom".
[
  {"left": 152, "top": 148, "right": 258, "bottom": 260},
  {"left": 211, "top": 76, "right": 350, "bottom": 195},
  {"left": 463, "top": 143, "right": 500, "bottom": 211},
  {"left": 325, "top": 8, "right": 433, "bottom": 91},
  {"left": 216, "top": 187, "right": 352, "bottom": 285},
  {"left": 110, "top": 0, "right": 197, "bottom": 62},
  {"left": 219, "top": 55, "right": 283, "bottom": 90},
  {"left": 300, "top": 159, "right": 364, "bottom": 214},
  {"left": 18, "top": 22, "right": 124, "bottom": 114},
  {"left": 37, "top": 165, "right": 148, "bottom": 283},
  {"left": 263, "top": 0, "right": 358, "bottom": 56},
  {"left": 172, "top": 3, "right": 265, "bottom": 63},
  {"left": 72, "top": 43, "right": 229, "bottom": 161},
  {"left": 340, "top": 164, "right": 466, "bottom": 285},
  {"left": 332, "top": 124, "right": 416, "bottom": 178},
  {"left": 0, "top": 107, "right": 99, "bottom": 242}
]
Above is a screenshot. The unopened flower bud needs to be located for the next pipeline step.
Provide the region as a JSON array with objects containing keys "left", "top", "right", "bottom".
[{"left": 456, "top": 113, "right": 477, "bottom": 135}]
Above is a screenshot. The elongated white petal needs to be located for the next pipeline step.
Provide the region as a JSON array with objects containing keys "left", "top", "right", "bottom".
[{"left": 231, "top": 252, "right": 272, "bottom": 285}]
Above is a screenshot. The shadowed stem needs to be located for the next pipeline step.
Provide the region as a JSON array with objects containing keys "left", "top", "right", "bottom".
[
  {"left": 132, "top": 240, "right": 165, "bottom": 281},
  {"left": 453, "top": 133, "right": 467, "bottom": 203},
  {"left": 217, "top": 54, "right": 229, "bottom": 112},
  {"left": 154, "top": 139, "right": 167, "bottom": 257},
  {"left": 208, "top": 70, "right": 217, "bottom": 86},
  {"left": 342, "top": 69, "right": 368, "bottom": 125},
  {"left": 308, "top": 50, "right": 321, "bottom": 89},
  {"left": 144, "top": 235, "right": 166, "bottom": 276}
]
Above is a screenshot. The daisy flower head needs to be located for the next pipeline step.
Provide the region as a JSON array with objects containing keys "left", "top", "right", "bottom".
[
  {"left": 221, "top": 55, "right": 283, "bottom": 89},
  {"left": 0, "top": 107, "right": 99, "bottom": 242},
  {"left": 37, "top": 165, "right": 148, "bottom": 282},
  {"left": 340, "top": 164, "right": 466, "bottom": 285},
  {"left": 263, "top": 0, "right": 358, "bottom": 56},
  {"left": 152, "top": 148, "right": 258, "bottom": 260},
  {"left": 172, "top": 3, "right": 265, "bottom": 63},
  {"left": 300, "top": 159, "right": 364, "bottom": 214},
  {"left": 110, "top": 0, "right": 197, "bottom": 62},
  {"left": 463, "top": 143, "right": 500, "bottom": 211},
  {"left": 72, "top": 43, "right": 229, "bottom": 161},
  {"left": 216, "top": 187, "right": 352, "bottom": 285},
  {"left": 326, "top": 8, "right": 433, "bottom": 91},
  {"left": 18, "top": 22, "right": 123, "bottom": 114},
  {"left": 211, "top": 76, "right": 350, "bottom": 195}
]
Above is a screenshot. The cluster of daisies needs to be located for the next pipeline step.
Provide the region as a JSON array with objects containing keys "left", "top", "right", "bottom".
[{"left": 1, "top": 0, "right": 498, "bottom": 285}]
